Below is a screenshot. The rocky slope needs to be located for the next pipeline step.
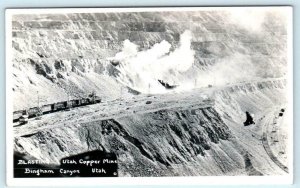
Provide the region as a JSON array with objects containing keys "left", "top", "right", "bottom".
[
  {"left": 11, "top": 10, "right": 288, "bottom": 110},
  {"left": 11, "top": 9, "right": 289, "bottom": 176},
  {"left": 213, "top": 78, "right": 288, "bottom": 175},
  {"left": 15, "top": 106, "right": 241, "bottom": 176},
  {"left": 14, "top": 79, "right": 287, "bottom": 176}
]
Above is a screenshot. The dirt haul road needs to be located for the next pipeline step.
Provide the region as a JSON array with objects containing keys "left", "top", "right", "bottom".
[
  {"left": 12, "top": 78, "right": 288, "bottom": 176},
  {"left": 14, "top": 87, "right": 213, "bottom": 137},
  {"left": 261, "top": 108, "right": 289, "bottom": 173}
]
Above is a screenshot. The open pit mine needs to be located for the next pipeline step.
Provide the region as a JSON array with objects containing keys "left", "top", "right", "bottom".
[{"left": 10, "top": 9, "right": 290, "bottom": 177}]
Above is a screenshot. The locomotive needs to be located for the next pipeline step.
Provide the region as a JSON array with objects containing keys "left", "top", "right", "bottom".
[{"left": 13, "top": 94, "right": 101, "bottom": 124}]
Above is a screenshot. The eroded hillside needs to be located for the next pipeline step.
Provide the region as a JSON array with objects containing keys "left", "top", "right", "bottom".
[
  {"left": 11, "top": 10, "right": 288, "bottom": 110},
  {"left": 14, "top": 79, "right": 287, "bottom": 176}
]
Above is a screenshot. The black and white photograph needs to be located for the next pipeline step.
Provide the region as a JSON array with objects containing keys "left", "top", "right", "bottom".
[{"left": 6, "top": 7, "right": 293, "bottom": 185}]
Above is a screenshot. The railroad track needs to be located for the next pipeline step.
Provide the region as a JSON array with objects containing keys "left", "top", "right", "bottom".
[
  {"left": 13, "top": 95, "right": 101, "bottom": 124},
  {"left": 261, "top": 111, "right": 288, "bottom": 173}
]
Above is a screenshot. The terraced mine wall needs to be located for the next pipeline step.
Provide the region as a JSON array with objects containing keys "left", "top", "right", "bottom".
[
  {"left": 11, "top": 11, "right": 289, "bottom": 176},
  {"left": 14, "top": 79, "right": 287, "bottom": 176},
  {"left": 11, "top": 11, "right": 287, "bottom": 110},
  {"left": 12, "top": 12, "right": 287, "bottom": 65},
  {"left": 15, "top": 106, "right": 242, "bottom": 176}
]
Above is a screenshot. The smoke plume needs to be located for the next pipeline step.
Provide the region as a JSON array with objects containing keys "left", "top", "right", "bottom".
[{"left": 111, "top": 30, "right": 195, "bottom": 94}]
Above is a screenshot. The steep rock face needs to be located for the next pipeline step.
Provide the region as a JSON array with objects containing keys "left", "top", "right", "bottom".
[
  {"left": 12, "top": 58, "right": 123, "bottom": 111},
  {"left": 11, "top": 11, "right": 288, "bottom": 109},
  {"left": 213, "top": 78, "right": 288, "bottom": 175},
  {"left": 11, "top": 10, "right": 289, "bottom": 176},
  {"left": 12, "top": 11, "right": 287, "bottom": 66},
  {"left": 13, "top": 79, "right": 288, "bottom": 176},
  {"left": 15, "top": 107, "right": 246, "bottom": 176},
  {"left": 214, "top": 79, "right": 287, "bottom": 123}
]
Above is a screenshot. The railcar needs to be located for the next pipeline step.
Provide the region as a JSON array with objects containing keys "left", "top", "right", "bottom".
[
  {"left": 13, "top": 95, "right": 102, "bottom": 124},
  {"left": 69, "top": 99, "right": 81, "bottom": 107},
  {"left": 19, "top": 114, "right": 29, "bottom": 124},
  {"left": 80, "top": 98, "right": 90, "bottom": 106},
  {"left": 28, "top": 107, "right": 42, "bottom": 118},
  {"left": 51, "top": 101, "right": 69, "bottom": 111},
  {"left": 42, "top": 104, "right": 52, "bottom": 114},
  {"left": 13, "top": 110, "right": 25, "bottom": 123}
]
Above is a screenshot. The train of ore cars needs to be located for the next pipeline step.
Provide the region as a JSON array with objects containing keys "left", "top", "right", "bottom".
[{"left": 13, "top": 93, "right": 101, "bottom": 125}]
